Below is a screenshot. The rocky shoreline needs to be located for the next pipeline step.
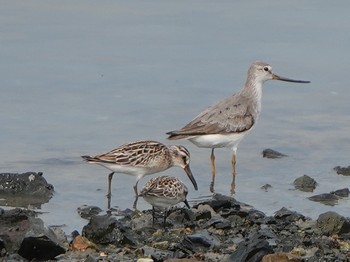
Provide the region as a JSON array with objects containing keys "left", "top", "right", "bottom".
[
  {"left": 1, "top": 166, "right": 350, "bottom": 261},
  {"left": 1, "top": 193, "right": 350, "bottom": 261}
]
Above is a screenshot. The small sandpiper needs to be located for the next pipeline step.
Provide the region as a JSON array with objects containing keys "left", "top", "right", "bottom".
[
  {"left": 82, "top": 140, "right": 198, "bottom": 209},
  {"left": 139, "top": 175, "right": 190, "bottom": 225},
  {"left": 167, "top": 61, "right": 310, "bottom": 194}
]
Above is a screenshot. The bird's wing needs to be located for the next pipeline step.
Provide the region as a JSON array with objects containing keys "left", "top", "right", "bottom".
[
  {"left": 93, "top": 140, "right": 166, "bottom": 166},
  {"left": 168, "top": 94, "right": 255, "bottom": 138}
]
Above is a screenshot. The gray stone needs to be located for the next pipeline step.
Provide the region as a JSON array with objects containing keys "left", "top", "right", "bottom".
[
  {"left": 227, "top": 230, "right": 273, "bottom": 262},
  {"left": 0, "top": 172, "right": 54, "bottom": 208},
  {"left": 317, "top": 211, "right": 350, "bottom": 236},
  {"left": 334, "top": 166, "right": 350, "bottom": 176},
  {"left": 82, "top": 214, "right": 138, "bottom": 247},
  {"left": 0, "top": 208, "right": 65, "bottom": 260},
  {"left": 293, "top": 174, "right": 317, "bottom": 192},
  {"left": 77, "top": 205, "right": 102, "bottom": 219},
  {"left": 181, "top": 230, "right": 221, "bottom": 253},
  {"left": 308, "top": 193, "right": 339, "bottom": 206},
  {"left": 142, "top": 246, "right": 174, "bottom": 262},
  {"left": 274, "top": 207, "right": 305, "bottom": 222},
  {"left": 330, "top": 188, "right": 349, "bottom": 197},
  {"left": 262, "top": 149, "right": 287, "bottom": 159}
]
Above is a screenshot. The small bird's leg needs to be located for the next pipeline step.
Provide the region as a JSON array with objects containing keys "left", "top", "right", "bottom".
[
  {"left": 107, "top": 172, "right": 115, "bottom": 209},
  {"left": 152, "top": 206, "right": 156, "bottom": 225},
  {"left": 210, "top": 148, "right": 216, "bottom": 193},
  {"left": 231, "top": 152, "right": 237, "bottom": 195},
  {"left": 163, "top": 209, "right": 168, "bottom": 227},
  {"left": 132, "top": 180, "right": 140, "bottom": 210}
]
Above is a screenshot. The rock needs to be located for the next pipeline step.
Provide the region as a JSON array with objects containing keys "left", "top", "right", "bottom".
[
  {"left": 82, "top": 214, "right": 139, "bottom": 247},
  {"left": 164, "top": 259, "right": 198, "bottom": 262},
  {"left": 194, "top": 198, "right": 232, "bottom": 213},
  {"left": 274, "top": 207, "right": 305, "bottom": 222},
  {"left": 193, "top": 204, "right": 214, "bottom": 221},
  {"left": 203, "top": 217, "right": 231, "bottom": 229},
  {"left": 317, "top": 211, "right": 350, "bottom": 236},
  {"left": 262, "top": 252, "right": 300, "bottom": 262},
  {"left": 330, "top": 188, "right": 349, "bottom": 197},
  {"left": 227, "top": 230, "right": 274, "bottom": 262},
  {"left": 166, "top": 208, "right": 194, "bottom": 227},
  {"left": 261, "top": 184, "right": 272, "bottom": 192},
  {"left": 138, "top": 258, "right": 154, "bottom": 262},
  {"left": 262, "top": 149, "right": 287, "bottom": 159},
  {"left": 77, "top": 205, "right": 102, "bottom": 219},
  {"left": 308, "top": 193, "right": 339, "bottom": 206},
  {"left": 334, "top": 166, "right": 350, "bottom": 176},
  {"left": 142, "top": 246, "right": 174, "bottom": 262},
  {"left": 71, "top": 235, "right": 98, "bottom": 251},
  {"left": 247, "top": 209, "right": 266, "bottom": 225},
  {"left": 293, "top": 175, "right": 317, "bottom": 192},
  {"left": 0, "top": 208, "right": 65, "bottom": 260},
  {"left": 180, "top": 230, "right": 221, "bottom": 253},
  {"left": 0, "top": 172, "right": 54, "bottom": 208}
]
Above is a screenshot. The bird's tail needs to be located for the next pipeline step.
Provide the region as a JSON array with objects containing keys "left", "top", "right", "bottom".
[
  {"left": 81, "top": 155, "right": 96, "bottom": 162},
  {"left": 166, "top": 131, "right": 188, "bottom": 140}
]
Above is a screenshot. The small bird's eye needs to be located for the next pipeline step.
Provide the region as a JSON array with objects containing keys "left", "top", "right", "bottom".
[{"left": 263, "top": 66, "right": 269, "bottom": 72}]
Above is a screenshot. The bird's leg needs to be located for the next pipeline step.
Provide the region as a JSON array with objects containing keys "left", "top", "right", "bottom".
[
  {"left": 231, "top": 152, "right": 237, "bottom": 195},
  {"left": 163, "top": 209, "right": 168, "bottom": 228},
  {"left": 107, "top": 172, "right": 115, "bottom": 209},
  {"left": 132, "top": 180, "right": 139, "bottom": 210},
  {"left": 152, "top": 206, "right": 156, "bottom": 225},
  {"left": 210, "top": 148, "right": 216, "bottom": 193}
]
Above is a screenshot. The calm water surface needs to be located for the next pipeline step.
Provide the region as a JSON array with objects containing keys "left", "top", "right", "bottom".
[{"left": 1, "top": 1, "right": 350, "bottom": 233}]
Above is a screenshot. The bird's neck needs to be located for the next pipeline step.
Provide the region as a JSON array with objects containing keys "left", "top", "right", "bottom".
[
  {"left": 240, "top": 78, "right": 263, "bottom": 116},
  {"left": 242, "top": 78, "right": 263, "bottom": 102}
]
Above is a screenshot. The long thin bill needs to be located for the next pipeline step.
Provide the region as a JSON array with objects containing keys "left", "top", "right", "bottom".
[
  {"left": 184, "top": 165, "right": 198, "bottom": 191},
  {"left": 273, "top": 74, "right": 310, "bottom": 83}
]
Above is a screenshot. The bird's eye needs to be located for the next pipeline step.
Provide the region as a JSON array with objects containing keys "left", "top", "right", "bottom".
[{"left": 263, "top": 66, "right": 269, "bottom": 72}]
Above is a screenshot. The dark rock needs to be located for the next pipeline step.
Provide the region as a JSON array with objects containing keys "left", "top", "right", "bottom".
[
  {"left": 274, "top": 207, "right": 305, "bottom": 222},
  {"left": 193, "top": 193, "right": 240, "bottom": 212},
  {"left": 293, "top": 174, "right": 317, "bottom": 192},
  {"left": 167, "top": 208, "right": 194, "bottom": 227},
  {"left": 203, "top": 217, "right": 231, "bottom": 229},
  {"left": 317, "top": 211, "right": 350, "bottom": 236},
  {"left": 226, "top": 214, "right": 244, "bottom": 227},
  {"left": 77, "top": 205, "right": 102, "bottom": 219},
  {"left": 247, "top": 209, "right": 266, "bottom": 224},
  {"left": 261, "top": 184, "right": 272, "bottom": 192},
  {"left": 0, "top": 172, "right": 54, "bottom": 208},
  {"left": 82, "top": 214, "right": 138, "bottom": 247},
  {"left": 142, "top": 246, "right": 174, "bottom": 262},
  {"left": 212, "top": 193, "right": 236, "bottom": 202},
  {"left": 18, "top": 234, "right": 65, "bottom": 260},
  {"left": 262, "top": 149, "right": 287, "bottom": 159},
  {"left": 194, "top": 206, "right": 212, "bottom": 221},
  {"left": 334, "top": 166, "right": 350, "bottom": 176},
  {"left": 0, "top": 208, "right": 65, "bottom": 260},
  {"left": 330, "top": 188, "right": 349, "bottom": 197},
  {"left": 180, "top": 230, "right": 221, "bottom": 253},
  {"left": 195, "top": 199, "right": 232, "bottom": 212},
  {"left": 308, "top": 193, "right": 339, "bottom": 206},
  {"left": 228, "top": 230, "right": 274, "bottom": 262}
]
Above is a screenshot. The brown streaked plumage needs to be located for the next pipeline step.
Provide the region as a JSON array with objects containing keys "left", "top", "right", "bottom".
[
  {"left": 139, "top": 176, "right": 190, "bottom": 225},
  {"left": 82, "top": 140, "right": 197, "bottom": 209}
]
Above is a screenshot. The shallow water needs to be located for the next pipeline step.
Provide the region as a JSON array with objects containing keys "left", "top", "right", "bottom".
[{"left": 1, "top": 1, "right": 350, "bottom": 234}]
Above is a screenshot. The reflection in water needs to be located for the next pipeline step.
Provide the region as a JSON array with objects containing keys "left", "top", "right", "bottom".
[{"left": 0, "top": 172, "right": 54, "bottom": 208}]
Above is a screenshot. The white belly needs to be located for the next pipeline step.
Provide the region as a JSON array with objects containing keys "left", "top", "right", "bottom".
[{"left": 189, "top": 132, "right": 249, "bottom": 151}]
